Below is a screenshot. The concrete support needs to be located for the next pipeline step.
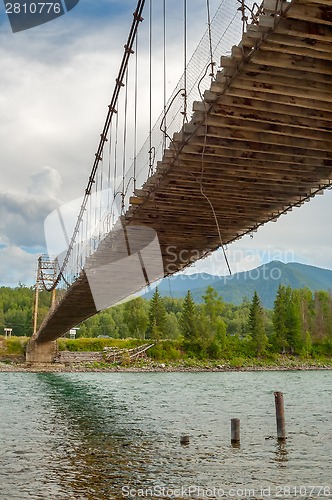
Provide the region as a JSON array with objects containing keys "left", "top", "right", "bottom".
[{"left": 26, "top": 338, "right": 58, "bottom": 364}]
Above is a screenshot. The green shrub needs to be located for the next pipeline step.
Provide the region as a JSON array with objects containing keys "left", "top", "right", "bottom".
[
  {"left": 57, "top": 337, "right": 145, "bottom": 352},
  {"left": 0, "top": 336, "right": 28, "bottom": 356}
]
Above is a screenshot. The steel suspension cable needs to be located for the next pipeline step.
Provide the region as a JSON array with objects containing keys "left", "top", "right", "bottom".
[
  {"left": 121, "top": 67, "right": 129, "bottom": 214},
  {"left": 133, "top": 34, "right": 138, "bottom": 190},
  {"left": 148, "top": 0, "right": 153, "bottom": 176},
  {"left": 183, "top": 0, "right": 188, "bottom": 123},
  {"left": 48, "top": 0, "right": 146, "bottom": 291},
  {"left": 163, "top": 0, "right": 167, "bottom": 151}
]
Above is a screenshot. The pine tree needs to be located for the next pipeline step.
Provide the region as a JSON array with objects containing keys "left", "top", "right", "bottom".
[
  {"left": 179, "top": 290, "right": 198, "bottom": 340},
  {"left": 148, "top": 288, "right": 166, "bottom": 339},
  {"left": 248, "top": 291, "right": 267, "bottom": 356}
]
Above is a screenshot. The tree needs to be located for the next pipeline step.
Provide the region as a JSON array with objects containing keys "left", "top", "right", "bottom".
[
  {"left": 200, "top": 286, "right": 225, "bottom": 341},
  {"left": 215, "top": 316, "right": 227, "bottom": 349},
  {"left": 201, "top": 286, "right": 223, "bottom": 323},
  {"left": 272, "top": 285, "right": 288, "bottom": 353},
  {"left": 164, "top": 311, "right": 181, "bottom": 339},
  {"left": 0, "top": 299, "right": 5, "bottom": 331},
  {"left": 248, "top": 291, "right": 267, "bottom": 356},
  {"left": 4, "top": 307, "right": 29, "bottom": 337},
  {"left": 123, "top": 297, "right": 148, "bottom": 339},
  {"left": 179, "top": 290, "right": 198, "bottom": 340},
  {"left": 148, "top": 288, "right": 166, "bottom": 339},
  {"left": 285, "top": 290, "right": 302, "bottom": 354},
  {"left": 313, "top": 290, "right": 332, "bottom": 341}
]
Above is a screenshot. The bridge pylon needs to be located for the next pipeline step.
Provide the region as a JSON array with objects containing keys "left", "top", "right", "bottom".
[{"left": 26, "top": 255, "right": 59, "bottom": 363}]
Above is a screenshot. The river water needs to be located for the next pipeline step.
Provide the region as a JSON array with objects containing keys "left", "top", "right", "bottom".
[{"left": 0, "top": 371, "right": 331, "bottom": 499}]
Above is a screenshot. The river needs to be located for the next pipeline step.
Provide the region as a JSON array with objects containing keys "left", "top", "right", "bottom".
[{"left": 0, "top": 371, "right": 331, "bottom": 499}]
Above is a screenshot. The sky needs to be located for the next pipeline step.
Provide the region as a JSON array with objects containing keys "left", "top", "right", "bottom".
[{"left": 0, "top": 0, "right": 331, "bottom": 287}]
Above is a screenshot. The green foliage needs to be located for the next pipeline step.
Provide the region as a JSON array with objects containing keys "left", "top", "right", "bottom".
[
  {"left": 272, "top": 285, "right": 288, "bottom": 352},
  {"left": 123, "top": 297, "right": 148, "bottom": 339},
  {"left": 2, "top": 281, "right": 332, "bottom": 364},
  {"left": 248, "top": 291, "right": 268, "bottom": 356},
  {"left": 57, "top": 337, "right": 144, "bottom": 352},
  {"left": 148, "top": 288, "right": 167, "bottom": 339},
  {"left": 0, "top": 336, "right": 28, "bottom": 357},
  {"left": 148, "top": 340, "right": 183, "bottom": 361},
  {"left": 0, "top": 285, "right": 53, "bottom": 336},
  {"left": 179, "top": 290, "right": 198, "bottom": 340}
]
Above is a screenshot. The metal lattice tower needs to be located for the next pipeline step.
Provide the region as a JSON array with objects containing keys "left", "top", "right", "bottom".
[{"left": 32, "top": 255, "right": 59, "bottom": 336}]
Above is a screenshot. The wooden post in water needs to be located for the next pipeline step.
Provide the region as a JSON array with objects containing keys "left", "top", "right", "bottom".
[
  {"left": 180, "top": 435, "right": 190, "bottom": 446},
  {"left": 274, "top": 391, "right": 286, "bottom": 440},
  {"left": 231, "top": 418, "right": 240, "bottom": 444}
]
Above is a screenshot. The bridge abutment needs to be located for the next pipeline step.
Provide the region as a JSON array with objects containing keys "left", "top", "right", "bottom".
[{"left": 26, "top": 338, "right": 58, "bottom": 364}]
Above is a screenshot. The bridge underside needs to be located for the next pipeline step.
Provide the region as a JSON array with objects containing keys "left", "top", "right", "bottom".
[{"left": 35, "top": 0, "right": 332, "bottom": 344}]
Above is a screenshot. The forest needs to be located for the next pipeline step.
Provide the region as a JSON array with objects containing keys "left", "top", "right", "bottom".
[{"left": 1, "top": 283, "right": 332, "bottom": 360}]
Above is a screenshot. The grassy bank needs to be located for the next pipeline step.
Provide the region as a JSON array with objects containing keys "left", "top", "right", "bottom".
[
  {"left": 0, "top": 336, "right": 29, "bottom": 361},
  {"left": 1, "top": 336, "right": 332, "bottom": 371}
]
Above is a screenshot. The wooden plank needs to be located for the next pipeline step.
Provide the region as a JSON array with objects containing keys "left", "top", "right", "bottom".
[
  {"left": 180, "top": 139, "right": 332, "bottom": 160},
  {"left": 194, "top": 95, "right": 332, "bottom": 124},
  {"left": 250, "top": 50, "right": 332, "bottom": 74},
  {"left": 264, "top": 33, "right": 332, "bottom": 55},
  {"left": 188, "top": 110, "right": 332, "bottom": 143},
  {"left": 249, "top": 17, "right": 332, "bottom": 42},
  {"left": 285, "top": 3, "right": 332, "bottom": 25},
  {"left": 194, "top": 104, "right": 332, "bottom": 135},
  {"left": 259, "top": 41, "right": 332, "bottom": 60},
  {"left": 228, "top": 80, "right": 332, "bottom": 104},
  {"left": 230, "top": 72, "right": 332, "bottom": 96},
  {"left": 193, "top": 124, "right": 332, "bottom": 152},
  {"left": 224, "top": 86, "right": 332, "bottom": 113},
  {"left": 232, "top": 62, "right": 332, "bottom": 85}
]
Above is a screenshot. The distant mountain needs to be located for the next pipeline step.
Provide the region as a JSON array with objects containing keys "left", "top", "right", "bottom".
[{"left": 144, "top": 261, "right": 332, "bottom": 309}]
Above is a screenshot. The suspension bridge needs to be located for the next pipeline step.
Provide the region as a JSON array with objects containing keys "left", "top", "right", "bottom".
[{"left": 27, "top": 0, "right": 332, "bottom": 362}]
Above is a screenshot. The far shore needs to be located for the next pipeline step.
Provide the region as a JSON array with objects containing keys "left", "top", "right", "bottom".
[{"left": 1, "top": 360, "right": 332, "bottom": 373}]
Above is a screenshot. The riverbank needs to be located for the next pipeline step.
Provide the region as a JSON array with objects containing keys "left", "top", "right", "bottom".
[
  {"left": 1, "top": 358, "right": 332, "bottom": 373},
  {"left": 1, "top": 336, "right": 332, "bottom": 373}
]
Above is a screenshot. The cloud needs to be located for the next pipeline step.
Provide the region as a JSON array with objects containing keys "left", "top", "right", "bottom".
[
  {"left": 0, "top": 191, "right": 57, "bottom": 248},
  {"left": 0, "top": 166, "right": 62, "bottom": 250},
  {"left": 0, "top": 245, "right": 37, "bottom": 287},
  {"left": 28, "top": 166, "right": 62, "bottom": 198}
]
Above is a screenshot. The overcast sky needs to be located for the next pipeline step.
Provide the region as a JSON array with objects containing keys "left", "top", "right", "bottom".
[{"left": 0, "top": 0, "right": 331, "bottom": 287}]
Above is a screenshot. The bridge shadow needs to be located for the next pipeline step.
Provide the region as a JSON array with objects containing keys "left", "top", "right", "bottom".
[{"left": 36, "top": 373, "right": 154, "bottom": 499}]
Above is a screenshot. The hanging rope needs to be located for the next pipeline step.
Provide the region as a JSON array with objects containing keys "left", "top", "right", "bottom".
[
  {"left": 206, "top": 0, "right": 215, "bottom": 80},
  {"left": 195, "top": 63, "right": 232, "bottom": 276}
]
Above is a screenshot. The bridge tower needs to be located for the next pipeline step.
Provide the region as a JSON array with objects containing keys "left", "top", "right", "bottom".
[{"left": 26, "top": 255, "right": 59, "bottom": 363}]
